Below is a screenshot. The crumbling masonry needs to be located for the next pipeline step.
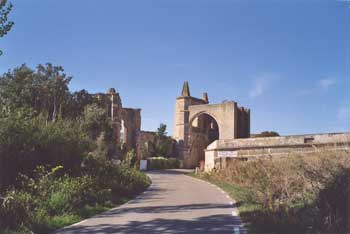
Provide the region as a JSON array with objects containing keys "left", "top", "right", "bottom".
[
  {"left": 172, "top": 82, "right": 350, "bottom": 171},
  {"left": 98, "top": 83, "right": 350, "bottom": 171},
  {"left": 94, "top": 88, "right": 176, "bottom": 160},
  {"left": 173, "top": 82, "right": 250, "bottom": 168},
  {"left": 94, "top": 88, "right": 141, "bottom": 159}
]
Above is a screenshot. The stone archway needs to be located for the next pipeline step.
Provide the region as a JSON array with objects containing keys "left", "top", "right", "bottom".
[
  {"left": 188, "top": 102, "right": 237, "bottom": 141},
  {"left": 173, "top": 82, "right": 250, "bottom": 168},
  {"left": 187, "top": 112, "right": 220, "bottom": 169}
]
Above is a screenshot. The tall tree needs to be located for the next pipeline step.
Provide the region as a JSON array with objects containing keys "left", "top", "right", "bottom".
[
  {"left": 0, "top": 64, "right": 72, "bottom": 121},
  {"left": 155, "top": 123, "right": 172, "bottom": 157},
  {"left": 0, "top": 64, "right": 37, "bottom": 114},
  {"left": 65, "top": 89, "right": 94, "bottom": 119},
  {"left": 156, "top": 123, "right": 167, "bottom": 137},
  {"left": 36, "top": 63, "right": 72, "bottom": 122},
  {"left": 0, "top": 0, "right": 14, "bottom": 55}
]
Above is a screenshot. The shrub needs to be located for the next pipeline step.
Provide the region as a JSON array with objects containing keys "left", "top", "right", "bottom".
[
  {"left": 148, "top": 157, "right": 181, "bottom": 170},
  {"left": 82, "top": 153, "right": 151, "bottom": 197},
  {"left": 254, "top": 131, "right": 280, "bottom": 138},
  {"left": 316, "top": 167, "right": 350, "bottom": 234},
  {"left": 0, "top": 164, "right": 151, "bottom": 233},
  {"left": 213, "top": 157, "right": 309, "bottom": 211},
  {"left": 0, "top": 114, "right": 91, "bottom": 190},
  {"left": 0, "top": 64, "right": 151, "bottom": 233},
  {"left": 121, "top": 149, "right": 137, "bottom": 168},
  {"left": 0, "top": 190, "right": 33, "bottom": 231},
  {"left": 208, "top": 149, "right": 350, "bottom": 233},
  {"left": 41, "top": 175, "right": 95, "bottom": 215}
]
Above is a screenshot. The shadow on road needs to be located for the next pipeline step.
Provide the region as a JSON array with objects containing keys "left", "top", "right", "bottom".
[
  {"left": 56, "top": 169, "right": 246, "bottom": 234},
  {"left": 58, "top": 214, "right": 243, "bottom": 234},
  {"left": 96, "top": 203, "right": 234, "bottom": 218}
]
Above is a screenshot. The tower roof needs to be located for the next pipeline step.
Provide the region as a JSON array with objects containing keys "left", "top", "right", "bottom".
[
  {"left": 202, "top": 92, "right": 209, "bottom": 103},
  {"left": 181, "top": 81, "right": 191, "bottom": 97},
  {"left": 108, "top": 88, "right": 116, "bottom": 94}
]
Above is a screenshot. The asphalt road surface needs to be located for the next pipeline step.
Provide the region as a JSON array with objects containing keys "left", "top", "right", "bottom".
[{"left": 55, "top": 170, "right": 245, "bottom": 234}]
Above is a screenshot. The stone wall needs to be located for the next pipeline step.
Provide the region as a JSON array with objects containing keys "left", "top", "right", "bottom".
[
  {"left": 94, "top": 89, "right": 123, "bottom": 158},
  {"left": 205, "top": 132, "right": 350, "bottom": 172},
  {"left": 136, "top": 131, "right": 158, "bottom": 160},
  {"left": 236, "top": 107, "right": 250, "bottom": 138},
  {"left": 122, "top": 108, "right": 141, "bottom": 152},
  {"left": 187, "top": 130, "right": 210, "bottom": 168},
  {"left": 136, "top": 131, "right": 178, "bottom": 160},
  {"left": 94, "top": 88, "right": 143, "bottom": 159},
  {"left": 173, "top": 82, "right": 251, "bottom": 168}
]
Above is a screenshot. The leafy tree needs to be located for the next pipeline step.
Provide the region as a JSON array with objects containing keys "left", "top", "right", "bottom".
[
  {"left": 65, "top": 89, "right": 94, "bottom": 119},
  {"left": 0, "top": 0, "right": 14, "bottom": 55},
  {"left": 36, "top": 63, "right": 72, "bottom": 122},
  {"left": 0, "top": 64, "right": 37, "bottom": 114},
  {"left": 0, "top": 64, "right": 73, "bottom": 121},
  {"left": 156, "top": 123, "right": 167, "bottom": 137},
  {"left": 154, "top": 123, "right": 173, "bottom": 157},
  {"left": 0, "top": 111, "right": 91, "bottom": 190}
]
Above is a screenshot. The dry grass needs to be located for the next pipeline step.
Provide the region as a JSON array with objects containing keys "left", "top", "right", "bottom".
[{"left": 202, "top": 148, "right": 350, "bottom": 234}]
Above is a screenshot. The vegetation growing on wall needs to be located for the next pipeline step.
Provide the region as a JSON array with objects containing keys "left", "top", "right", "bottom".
[{"left": 254, "top": 131, "right": 280, "bottom": 138}]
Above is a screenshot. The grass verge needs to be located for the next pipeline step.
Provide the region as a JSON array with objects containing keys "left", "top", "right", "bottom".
[
  {"left": 189, "top": 171, "right": 319, "bottom": 234},
  {"left": 41, "top": 191, "right": 145, "bottom": 234}
]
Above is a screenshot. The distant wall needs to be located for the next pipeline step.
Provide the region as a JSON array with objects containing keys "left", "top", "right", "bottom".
[
  {"left": 122, "top": 108, "right": 141, "bottom": 152},
  {"left": 136, "top": 131, "right": 157, "bottom": 160},
  {"left": 136, "top": 131, "right": 178, "bottom": 160},
  {"left": 236, "top": 107, "right": 250, "bottom": 138},
  {"left": 93, "top": 89, "right": 143, "bottom": 160},
  {"left": 205, "top": 132, "right": 350, "bottom": 172}
]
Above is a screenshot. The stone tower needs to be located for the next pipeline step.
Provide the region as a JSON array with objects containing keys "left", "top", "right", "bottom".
[
  {"left": 173, "top": 82, "right": 190, "bottom": 158},
  {"left": 173, "top": 81, "right": 250, "bottom": 168},
  {"left": 173, "top": 82, "right": 209, "bottom": 162}
]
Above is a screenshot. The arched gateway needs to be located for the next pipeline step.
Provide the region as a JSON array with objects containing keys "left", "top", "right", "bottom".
[{"left": 173, "top": 82, "right": 250, "bottom": 168}]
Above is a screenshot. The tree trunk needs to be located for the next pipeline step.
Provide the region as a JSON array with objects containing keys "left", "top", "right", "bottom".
[{"left": 52, "top": 96, "right": 57, "bottom": 122}]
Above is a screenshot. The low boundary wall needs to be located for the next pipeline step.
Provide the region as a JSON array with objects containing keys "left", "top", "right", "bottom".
[{"left": 205, "top": 132, "right": 350, "bottom": 172}]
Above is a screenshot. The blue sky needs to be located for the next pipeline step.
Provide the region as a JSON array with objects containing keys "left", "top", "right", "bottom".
[{"left": 1, "top": 0, "right": 350, "bottom": 135}]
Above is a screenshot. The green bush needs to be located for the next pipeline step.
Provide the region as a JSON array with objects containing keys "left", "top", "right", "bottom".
[
  {"left": 0, "top": 190, "right": 33, "bottom": 231},
  {"left": 0, "top": 164, "right": 150, "bottom": 234},
  {"left": 148, "top": 157, "right": 181, "bottom": 170},
  {"left": 41, "top": 176, "right": 95, "bottom": 215},
  {"left": 0, "top": 64, "right": 151, "bottom": 234},
  {"left": 82, "top": 154, "right": 151, "bottom": 198},
  {"left": 316, "top": 167, "right": 350, "bottom": 234},
  {"left": 0, "top": 114, "right": 92, "bottom": 190}
]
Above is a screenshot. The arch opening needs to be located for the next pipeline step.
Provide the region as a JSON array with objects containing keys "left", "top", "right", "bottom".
[
  {"left": 120, "top": 119, "right": 126, "bottom": 145},
  {"left": 188, "top": 113, "right": 219, "bottom": 168}
]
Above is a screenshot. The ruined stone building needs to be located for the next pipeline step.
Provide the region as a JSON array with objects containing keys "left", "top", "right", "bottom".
[
  {"left": 173, "top": 82, "right": 250, "bottom": 168},
  {"left": 98, "top": 83, "right": 350, "bottom": 171},
  {"left": 172, "top": 82, "right": 350, "bottom": 171},
  {"left": 95, "top": 88, "right": 176, "bottom": 160},
  {"left": 94, "top": 88, "right": 141, "bottom": 156}
]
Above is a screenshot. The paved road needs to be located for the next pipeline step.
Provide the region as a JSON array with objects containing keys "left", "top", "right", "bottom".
[{"left": 56, "top": 170, "right": 244, "bottom": 234}]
